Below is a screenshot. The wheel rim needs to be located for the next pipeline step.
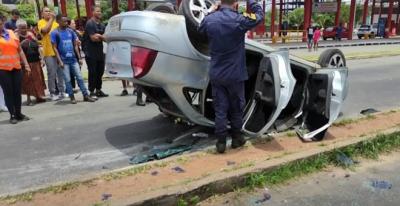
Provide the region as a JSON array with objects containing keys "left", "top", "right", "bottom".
[
  {"left": 189, "top": 0, "right": 215, "bottom": 24},
  {"left": 328, "top": 54, "right": 345, "bottom": 68}
]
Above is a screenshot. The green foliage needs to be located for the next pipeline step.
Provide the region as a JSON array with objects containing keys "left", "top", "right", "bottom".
[
  {"left": 17, "top": 3, "right": 37, "bottom": 26},
  {"left": 0, "top": 4, "right": 11, "bottom": 17},
  {"left": 288, "top": 8, "right": 304, "bottom": 28},
  {"left": 313, "top": 13, "right": 335, "bottom": 28},
  {"left": 66, "top": 0, "right": 86, "bottom": 19},
  {"left": 245, "top": 131, "right": 400, "bottom": 189},
  {"left": 100, "top": 0, "right": 128, "bottom": 23}
]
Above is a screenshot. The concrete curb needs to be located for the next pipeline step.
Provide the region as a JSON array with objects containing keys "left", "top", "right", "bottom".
[
  {"left": 118, "top": 127, "right": 399, "bottom": 206},
  {"left": 262, "top": 39, "right": 400, "bottom": 50}
]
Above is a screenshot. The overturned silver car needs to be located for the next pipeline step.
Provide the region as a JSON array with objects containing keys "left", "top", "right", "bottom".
[{"left": 104, "top": 2, "right": 349, "bottom": 141}]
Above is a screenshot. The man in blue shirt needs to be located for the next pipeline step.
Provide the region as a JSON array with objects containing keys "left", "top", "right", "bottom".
[
  {"left": 51, "top": 14, "right": 95, "bottom": 104},
  {"left": 199, "top": 0, "right": 263, "bottom": 153},
  {"left": 5, "top": 9, "right": 20, "bottom": 31}
]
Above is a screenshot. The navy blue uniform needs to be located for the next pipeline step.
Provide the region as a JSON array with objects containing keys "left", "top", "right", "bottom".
[{"left": 199, "top": 0, "right": 263, "bottom": 137}]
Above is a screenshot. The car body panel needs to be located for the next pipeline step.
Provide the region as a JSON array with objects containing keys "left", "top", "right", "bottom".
[
  {"left": 297, "top": 67, "right": 348, "bottom": 140},
  {"left": 104, "top": 11, "right": 348, "bottom": 140},
  {"left": 242, "top": 50, "right": 296, "bottom": 137}
]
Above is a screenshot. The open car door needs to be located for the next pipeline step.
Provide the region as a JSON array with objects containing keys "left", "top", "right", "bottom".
[
  {"left": 242, "top": 50, "right": 296, "bottom": 137},
  {"left": 297, "top": 67, "right": 349, "bottom": 141}
]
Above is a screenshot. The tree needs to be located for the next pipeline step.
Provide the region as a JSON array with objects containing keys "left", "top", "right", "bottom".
[
  {"left": 66, "top": 0, "right": 86, "bottom": 19},
  {"left": 0, "top": 4, "right": 11, "bottom": 17},
  {"left": 100, "top": 0, "right": 128, "bottom": 23},
  {"left": 288, "top": 8, "right": 304, "bottom": 29},
  {"left": 17, "top": 3, "right": 37, "bottom": 26},
  {"left": 313, "top": 13, "right": 335, "bottom": 28}
]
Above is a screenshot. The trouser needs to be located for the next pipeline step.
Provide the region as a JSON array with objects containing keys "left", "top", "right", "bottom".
[
  {"left": 0, "top": 69, "right": 23, "bottom": 117},
  {"left": 0, "top": 85, "right": 6, "bottom": 109},
  {"left": 85, "top": 57, "right": 105, "bottom": 93},
  {"left": 211, "top": 81, "right": 245, "bottom": 137},
  {"left": 70, "top": 64, "right": 81, "bottom": 89},
  {"left": 62, "top": 62, "right": 89, "bottom": 97},
  {"left": 44, "top": 56, "right": 65, "bottom": 95},
  {"left": 307, "top": 35, "right": 313, "bottom": 48}
]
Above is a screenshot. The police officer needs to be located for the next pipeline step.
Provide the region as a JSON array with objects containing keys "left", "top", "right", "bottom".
[{"left": 199, "top": 0, "right": 263, "bottom": 153}]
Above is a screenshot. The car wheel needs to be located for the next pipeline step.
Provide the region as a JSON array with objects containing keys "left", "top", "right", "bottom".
[
  {"left": 179, "top": 0, "right": 216, "bottom": 55},
  {"left": 317, "top": 48, "right": 346, "bottom": 68},
  {"left": 311, "top": 49, "right": 347, "bottom": 141},
  {"left": 358, "top": 35, "right": 362, "bottom": 39},
  {"left": 323, "top": 37, "right": 327, "bottom": 40},
  {"left": 146, "top": 3, "right": 176, "bottom": 13}
]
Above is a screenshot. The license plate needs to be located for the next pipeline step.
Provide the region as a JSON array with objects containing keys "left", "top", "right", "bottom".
[{"left": 109, "top": 19, "right": 120, "bottom": 32}]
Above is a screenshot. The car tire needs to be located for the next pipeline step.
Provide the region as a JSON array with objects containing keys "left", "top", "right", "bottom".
[
  {"left": 311, "top": 49, "right": 347, "bottom": 141},
  {"left": 317, "top": 48, "right": 346, "bottom": 68},
  {"left": 179, "top": 0, "right": 216, "bottom": 55},
  {"left": 323, "top": 37, "right": 327, "bottom": 40},
  {"left": 146, "top": 3, "right": 176, "bottom": 13},
  {"left": 358, "top": 35, "right": 362, "bottom": 39}
]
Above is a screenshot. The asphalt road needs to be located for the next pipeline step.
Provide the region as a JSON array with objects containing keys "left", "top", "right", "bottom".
[
  {"left": 199, "top": 152, "right": 400, "bottom": 206},
  {"left": 0, "top": 55, "right": 399, "bottom": 195}
]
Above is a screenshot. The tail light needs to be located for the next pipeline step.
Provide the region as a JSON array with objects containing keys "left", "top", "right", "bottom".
[{"left": 131, "top": 46, "right": 158, "bottom": 78}]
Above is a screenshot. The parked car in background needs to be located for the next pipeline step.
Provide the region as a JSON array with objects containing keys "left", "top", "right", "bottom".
[
  {"left": 104, "top": 0, "right": 349, "bottom": 141},
  {"left": 357, "top": 24, "right": 378, "bottom": 39},
  {"left": 322, "top": 26, "right": 349, "bottom": 40}
]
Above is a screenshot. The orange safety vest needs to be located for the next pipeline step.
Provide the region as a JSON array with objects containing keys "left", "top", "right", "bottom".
[{"left": 0, "top": 30, "right": 21, "bottom": 71}]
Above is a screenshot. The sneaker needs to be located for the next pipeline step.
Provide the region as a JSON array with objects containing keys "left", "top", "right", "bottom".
[
  {"left": 51, "top": 94, "right": 60, "bottom": 101},
  {"left": 0, "top": 106, "right": 8, "bottom": 112},
  {"left": 120, "top": 89, "right": 128, "bottom": 96},
  {"left": 83, "top": 95, "right": 96, "bottom": 102},
  {"left": 70, "top": 95, "right": 77, "bottom": 104},
  {"left": 16, "top": 114, "right": 30, "bottom": 121},
  {"left": 89, "top": 92, "right": 98, "bottom": 100},
  {"left": 59, "top": 93, "right": 68, "bottom": 99},
  {"left": 9, "top": 117, "right": 18, "bottom": 124},
  {"left": 96, "top": 90, "right": 109, "bottom": 98}
]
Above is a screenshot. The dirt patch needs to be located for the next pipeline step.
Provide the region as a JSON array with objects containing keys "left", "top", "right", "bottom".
[{"left": 2, "top": 111, "right": 400, "bottom": 206}]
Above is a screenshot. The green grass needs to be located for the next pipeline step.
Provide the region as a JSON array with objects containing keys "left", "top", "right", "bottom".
[
  {"left": 333, "top": 118, "right": 356, "bottom": 127},
  {"left": 244, "top": 131, "right": 400, "bottom": 189}
]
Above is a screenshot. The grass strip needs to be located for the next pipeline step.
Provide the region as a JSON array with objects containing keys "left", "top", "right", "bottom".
[
  {"left": 244, "top": 131, "right": 400, "bottom": 189},
  {"left": 177, "top": 131, "right": 400, "bottom": 206}
]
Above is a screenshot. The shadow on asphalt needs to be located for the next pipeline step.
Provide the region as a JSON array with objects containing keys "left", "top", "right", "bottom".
[
  {"left": 104, "top": 114, "right": 218, "bottom": 162},
  {"left": 105, "top": 114, "right": 194, "bottom": 156}
]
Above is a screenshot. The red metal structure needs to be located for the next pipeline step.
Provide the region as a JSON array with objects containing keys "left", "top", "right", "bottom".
[
  {"left": 362, "top": 0, "right": 369, "bottom": 24},
  {"left": 271, "top": 0, "right": 276, "bottom": 37},
  {"left": 60, "top": 0, "right": 67, "bottom": 15},
  {"left": 335, "top": 0, "right": 341, "bottom": 26},
  {"left": 348, "top": 0, "right": 356, "bottom": 40}
]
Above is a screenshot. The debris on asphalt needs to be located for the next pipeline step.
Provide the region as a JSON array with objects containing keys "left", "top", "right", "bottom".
[
  {"left": 255, "top": 188, "right": 271, "bottom": 204},
  {"left": 192, "top": 132, "right": 209, "bottom": 138},
  {"left": 101, "top": 193, "right": 112, "bottom": 201},
  {"left": 332, "top": 174, "right": 336, "bottom": 178},
  {"left": 102, "top": 166, "right": 110, "bottom": 170},
  {"left": 74, "top": 153, "right": 82, "bottom": 160},
  {"left": 227, "top": 161, "right": 236, "bottom": 166},
  {"left": 360, "top": 108, "right": 380, "bottom": 115},
  {"left": 129, "top": 145, "right": 192, "bottom": 164},
  {"left": 345, "top": 174, "right": 351, "bottom": 178},
  {"left": 154, "top": 145, "right": 192, "bottom": 159},
  {"left": 150, "top": 171, "right": 159, "bottom": 176},
  {"left": 172, "top": 166, "right": 185, "bottom": 173},
  {"left": 336, "top": 152, "right": 354, "bottom": 167},
  {"left": 371, "top": 180, "right": 392, "bottom": 189}
]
